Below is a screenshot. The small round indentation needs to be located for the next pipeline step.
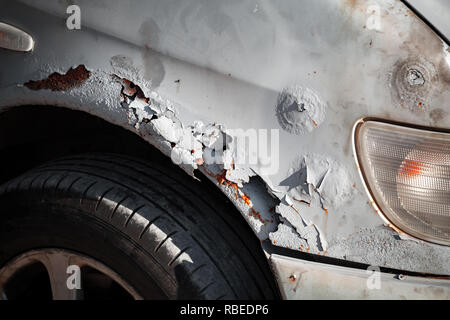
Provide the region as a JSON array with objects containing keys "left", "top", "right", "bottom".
[
  {"left": 390, "top": 57, "right": 440, "bottom": 111},
  {"left": 276, "top": 85, "right": 326, "bottom": 135}
]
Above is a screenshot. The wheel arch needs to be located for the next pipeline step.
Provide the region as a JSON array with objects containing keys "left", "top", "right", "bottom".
[{"left": 0, "top": 102, "right": 279, "bottom": 243}]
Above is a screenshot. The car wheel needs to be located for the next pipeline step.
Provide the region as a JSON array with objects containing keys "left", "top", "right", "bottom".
[{"left": 0, "top": 153, "right": 277, "bottom": 300}]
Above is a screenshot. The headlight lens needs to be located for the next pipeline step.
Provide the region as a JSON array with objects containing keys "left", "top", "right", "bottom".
[{"left": 354, "top": 120, "right": 450, "bottom": 245}]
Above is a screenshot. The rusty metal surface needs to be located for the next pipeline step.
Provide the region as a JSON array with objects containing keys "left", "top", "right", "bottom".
[
  {"left": 24, "top": 65, "right": 90, "bottom": 91},
  {"left": 0, "top": 0, "right": 449, "bottom": 277}
]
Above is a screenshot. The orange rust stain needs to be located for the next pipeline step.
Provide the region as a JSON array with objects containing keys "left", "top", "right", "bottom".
[
  {"left": 241, "top": 194, "right": 251, "bottom": 206},
  {"left": 400, "top": 159, "right": 423, "bottom": 178},
  {"left": 290, "top": 204, "right": 300, "bottom": 214},
  {"left": 312, "top": 120, "right": 318, "bottom": 127},
  {"left": 345, "top": 0, "right": 358, "bottom": 10},
  {"left": 323, "top": 207, "right": 328, "bottom": 215},
  {"left": 206, "top": 169, "right": 273, "bottom": 224},
  {"left": 215, "top": 170, "right": 229, "bottom": 185},
  {"left": 24, "top": 65, "right": 90, "bottom": 91},
  {"left": 249, "top": 208, "right": 273, "bottom": 225},
  {"left": 368, "top": 200, "right": 378, "bottom": 215},
  {"left": 112, "top": 74, "right": 150, "bottom": 103},
  {"left": 293, "top": 198, "right": 311, "bottom": 206},
  {"left": 205, "top": 169, "right": 231, "bottom": 186}
]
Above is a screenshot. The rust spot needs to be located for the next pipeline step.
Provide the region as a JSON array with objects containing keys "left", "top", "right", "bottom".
[
  {"left": 249, "top": 208, "right": 261, "bottom": 221},
  {"left": 289, "top": 275, "right": 297, "bottom": 283},
  {"left": 24, "top": 65, "right": 90, "bottom": 91},
  {"left": 217, "top": 171, "right": 228, "bottom": 185},
  {"left": 290, "top": 204, "right": 300, "bottom": 215},
  {"left": 212, "top": 170, "right": 240, "bottom": 190},
  {"left": 249, "top": 208, "right": 272, "bottom": 224},
  {"left": 345, "top": 0, "right": 358, "bottom": 10},
  {"left": 293, "top": 198, "right": 311, "bottom": 207},
  {"left": 112, "top": 74, "right": 150, "bottom": 103},
  {"left": 241, "top": 194, "right": 251, "bottom": 206},
  {"left": 205, "top": 169, "right": 273, "bottom": 224}
]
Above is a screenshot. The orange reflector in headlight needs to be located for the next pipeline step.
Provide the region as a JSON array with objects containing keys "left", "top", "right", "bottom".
[{"left": 354, "top": 119, "right": 450, "bottom": 245}]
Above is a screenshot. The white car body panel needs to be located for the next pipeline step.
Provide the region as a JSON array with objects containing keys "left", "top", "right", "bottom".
[
  {"left": 406, "top": 0, "right": 450, "bottom": 41},
  {"left": 0, "top": 0, "right": 449, "bottom": 283},
  {"left": 270, "top": 254, "right": 450, "bottom": 300}
]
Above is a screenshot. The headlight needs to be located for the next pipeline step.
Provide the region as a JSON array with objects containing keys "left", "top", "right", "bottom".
[{"left": 354, "top": 119, "right": 450, "bottom": 245}]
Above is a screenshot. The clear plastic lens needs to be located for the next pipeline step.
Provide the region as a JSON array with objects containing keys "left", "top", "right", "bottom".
[{"left": 356, "top": 120, "right": 450, "bottom": 245}]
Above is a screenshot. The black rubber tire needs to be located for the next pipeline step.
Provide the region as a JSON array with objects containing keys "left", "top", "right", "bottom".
[{"left": 0, "top": 153, "right": 277, "bottom": 299}]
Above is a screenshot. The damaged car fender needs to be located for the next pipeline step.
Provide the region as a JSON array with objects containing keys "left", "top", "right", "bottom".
[{"left": 0, "top": 0, "right": 449, "bottom": 279}]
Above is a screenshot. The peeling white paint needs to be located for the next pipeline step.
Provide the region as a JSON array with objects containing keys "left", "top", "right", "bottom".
[
  {"left": 284, "top": 154, "right": 354, "bottom": 209},
  {"left": 270, "top": 197, "right": 325, "bottom": 253},
  {"left": 269, "top": 223, "right": 309, "bottom": 250},
  {"left": 109, "top": 69, "right": 280, "bottom": 239}
]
